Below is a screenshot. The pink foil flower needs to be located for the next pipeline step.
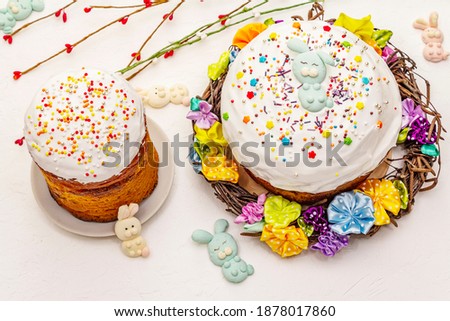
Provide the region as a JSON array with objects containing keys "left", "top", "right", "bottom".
[
  {"left": 382, "top": 46, "right": 397, "bottom": 64},
  {"left": 235, "top": 194, "right": 266, "bottom": 224},
  {"left": 186, "top": 101, "right": 219, "bottom": 129}
]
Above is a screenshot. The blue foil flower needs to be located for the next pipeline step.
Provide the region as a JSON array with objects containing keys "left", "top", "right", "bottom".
[
  {"left": 188, "top": 140, "right": 202, "bottom": 174},
  {"left": 327, "top": 191, "right": 375, "bottom": 235}
]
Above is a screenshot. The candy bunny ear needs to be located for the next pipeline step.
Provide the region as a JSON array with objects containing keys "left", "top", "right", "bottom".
[
  {"left": 117, "top": 205, "right": 130, "bottom": 220},
  {"left": 128, "top": 203, "right": 139, "bottom": 217},
  {"left": 413, "top": 18, "right": 429, "bottom": 30},
  {"left": 429, "top": 12, "right": 439, "bottom": 28},
  {"left": 214, "top": 219, "right": 229, "bottom": 234},
  {"left": 192, "top": 230, "right": 213, "bottom": 244}
]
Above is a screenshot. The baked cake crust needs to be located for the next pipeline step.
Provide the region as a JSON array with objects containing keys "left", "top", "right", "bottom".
[{"left": 40, "top": 130, "right": 158, "bottom": 222}]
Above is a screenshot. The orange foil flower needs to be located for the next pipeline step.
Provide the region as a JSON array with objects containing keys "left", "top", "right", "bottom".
[
  {"left": 359, "top": 179, "right": 401, "bottom": 226},
  {"left": 260, "top": 224, "right": 308, "bottom": 258},
  {"left": 232, "top": 22, "right": 268, "bottom": 49}
]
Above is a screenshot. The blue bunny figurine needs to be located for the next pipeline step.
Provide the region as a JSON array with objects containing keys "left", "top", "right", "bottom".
[
  {"left": 287, "top": 38, "right": 335, "bottom": 113},
  {"left": 0, "top": 0, "right": 45, "bottom": 34},
  {"left": 0, "top": 9, "right": 16, "bottom": 34},
  {"left": 192, "top": 219, "right": 254, "bottom": 283}
]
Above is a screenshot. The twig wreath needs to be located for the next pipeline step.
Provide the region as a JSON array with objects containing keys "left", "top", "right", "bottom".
[{"left": 187, "top": 2, "right": 444, "bottom": 258}]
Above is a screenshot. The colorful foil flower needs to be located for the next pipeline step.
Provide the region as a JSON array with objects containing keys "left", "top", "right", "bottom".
[
  {"left": 232, "top": 22, "right": 268, "bottom": 49},
  {"left": 372, "top": 29, "right": 393, "bottom": 49},
  {"left": 408, "top": 116, "right": 437, "bottom": 145},
  {"left": 334, "top": 13, "right": 374, "bottom": 43},
  {"left": 235, "top": 194, "right": 266, "bottom": 224},
  {"left": 393, "top": 180, "right": 409, "bottom": 210},
  {"left": 382, "top": 45, "right": 398, "bottom": 64},
  {"left": 310, "top": 230, "right": 349, "bottom": 257},
  {"left": 194, "top": 122, "right": 228, "bottom": 149},
  {"left": 263, "top": 195, "right": 301, "bottom": 228},
  {"left": 260, "top": 224, "right": 308, "bottom": 258},
  {"left": 327, "top": 191, "right": 375, "bottom": 235},
  {"left": 207, "top": 51, "right": 230, "bottom": 81},
  {"left": 201, "top": 156, "right": 239, "bottom": 183},
  {"left": 188, "top": 142, "right": 202, "bottom": 174},
  {"left": 401, "top": 98, "right": 425, "bottom": 129},
  {"left": 359, "top": 179, "right": 401, "bottom": 226},
  {"left": 296, "top": 217, "right": 314, "bottom": 237},
  {"left": 187, "top": 101, "right": 219, "bottom": 129},
  {"left": 302, "top": 206, "right": 330, "bottom": 235}
]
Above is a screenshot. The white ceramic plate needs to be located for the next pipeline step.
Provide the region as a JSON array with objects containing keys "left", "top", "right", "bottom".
[{"left": 30, "top": 116, "right": 174, "bottom": 238}]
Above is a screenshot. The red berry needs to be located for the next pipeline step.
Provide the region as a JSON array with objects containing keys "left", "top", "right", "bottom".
[
  {"left": 131, "top": 52, "right": 141, "bottom": 61},
  {"left": 62, "top": 11, "right": 67, "bottom": 23},
  {"left": 144, "top": 0, "right": 152, "bottom": 7},
  {"left": 65, "top": 44, "right": 73, "bottom": 53},
  {"left": 13, "top": 71, "right": 22, "bottom": 80},
  {"left": 163, "top": 13, "right": 173, "bottom": 20},
  {"left": 84, "top": 7, "right": 92, "bottom": 13},
  {"left": 323, "top": 25, "right": 331, "bottom": 32},
  {"left": 55, "top": 9, "right": 61, "bottom": 17},
  {"left": 120, "top": 16, "right": 129, "bottom": 25},
  {"left": 218, "top": 14, "right": 228, "bottom": 25},
  {"left": 3, "top": 35, "right": 12, "bottom": 44},
  {"left": 15, "top": 137, "right": 25, "bottom": 146}
]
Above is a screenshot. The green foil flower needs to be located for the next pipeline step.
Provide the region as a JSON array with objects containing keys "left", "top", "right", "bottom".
[{"left": 264, "top": 195, "right": 301, "bottom": 228}]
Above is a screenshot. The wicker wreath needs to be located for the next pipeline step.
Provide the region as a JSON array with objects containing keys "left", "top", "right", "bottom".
[{"left": 187, "top": 3, "right": 444, "bottom": 258}]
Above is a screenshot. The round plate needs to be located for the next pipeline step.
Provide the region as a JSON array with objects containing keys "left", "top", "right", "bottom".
[{"left": 30, "top": 116, "right": 174, "bottom": 238}]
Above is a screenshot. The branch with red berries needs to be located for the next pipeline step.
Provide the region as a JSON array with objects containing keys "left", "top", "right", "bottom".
[
  {"left": 3, "top": 0, "right": 78, "bottom": 45},
  {"left": 119, "top": 0, "right": 321, "bottom": 80},
  {"left": 128, "top": 0, "right": 185, "bottom": 66},
  {"left": 12, "top": 0, "right": 169, "bottom": 80}
]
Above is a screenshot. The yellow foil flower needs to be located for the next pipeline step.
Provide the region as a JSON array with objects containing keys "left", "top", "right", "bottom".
[
  {"left": 260, "top": 224, "right": 308, "bottom": 258},
  {"left": 202, "top": 156, "right": 239, "bottom": 183},
  {"left": 194, "top": 122, "right": 228, "bottom": 148},
  {"left": 359, "top": 179, "right": 401, "bottom": 226},
  {"left": 334, "top": 13, "right": 374, "bottom": 43}
]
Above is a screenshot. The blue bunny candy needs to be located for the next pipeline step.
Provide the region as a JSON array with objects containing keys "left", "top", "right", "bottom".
[
  {"left": 287, "top": 38, "right": 335, "bottom": 113},
  {"left": 0, "top": 10, "right": 16, "bottom": 34},
  {"left": 1, "top": 0, "right": 45, "bottom": 34},
  {"left": 192, "top": 219, "right": 254, "bottom": 283}
]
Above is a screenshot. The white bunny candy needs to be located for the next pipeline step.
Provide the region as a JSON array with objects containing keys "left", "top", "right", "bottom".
[
  {"left": 413, "top": 12, "right": 449, "bottom": 62},
  {"left": 114, "top": 203, "right": 149, "bottom": 258}
]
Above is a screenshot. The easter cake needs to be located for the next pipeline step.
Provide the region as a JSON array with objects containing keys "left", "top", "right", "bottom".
[
  {"left": 24, "top": 69, "right": 159, "bottom": 222},
  {"left": 188, "top": 7, "right": 442, "bottom": 259},
  {"left": 220, "top": 19, "right": 402, "bottom": 203}
]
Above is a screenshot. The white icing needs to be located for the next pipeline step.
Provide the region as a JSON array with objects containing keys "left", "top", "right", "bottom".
[
  {"left": 24, "top": 69, "right": 145, "bottom": 183},
  {"left": 221, "top": 20, "right": 402, "bottom": 193}
]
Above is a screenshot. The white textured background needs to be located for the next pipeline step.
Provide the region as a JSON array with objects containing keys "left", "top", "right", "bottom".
[{"left": 0, "top": 0, "right": 449, "bottom": 300}]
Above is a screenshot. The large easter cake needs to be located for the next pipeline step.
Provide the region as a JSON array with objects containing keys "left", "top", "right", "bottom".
[
  {"left": 188, "top": 9, "right": 442, "bottom": 259},
  {"left": 220, "top": 19, "right": 402, "bottom": 203},
  {"left": 24, "top": 69, "right": 159, "bottom": 222}
]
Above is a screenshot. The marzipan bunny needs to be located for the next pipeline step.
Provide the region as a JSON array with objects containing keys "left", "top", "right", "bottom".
[
  {"left": 192, "top": 219, "right": 254, "bottom": 283},
  {"left": 114, "top": 203, "right": 149, "bottom": 258},
  {"left": 0, "top": 0, "right": 45, "bottom": 34},
  {"left": 413, "top": 12, "right": 449, "bottom": 63}
]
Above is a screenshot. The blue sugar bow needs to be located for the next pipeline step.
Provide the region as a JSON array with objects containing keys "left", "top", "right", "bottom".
[{"left": 327, "top": 191, "right": 375, "bottom": 235}]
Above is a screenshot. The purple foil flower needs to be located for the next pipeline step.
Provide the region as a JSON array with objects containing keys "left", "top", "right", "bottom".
[
  {"left": 408, "top": 116, "right": 437, "bottom": 145},
  {"left": 310, "top": 230, "right": 349, "bottom": 257},
  {"left": 235, "top": 194, "right": 266, "bottom": 224},
  {"left": 381, "top": 46, "right": 397, "bottom": 64},
  {"left": 402, "top": 98, "right": 425, "bottom": 129},
  {"left": 186, "top": 101, "right": 219, "bottom": 129},
  {"left": 302, "top": 206, "right": 330, "bottom": 235}
]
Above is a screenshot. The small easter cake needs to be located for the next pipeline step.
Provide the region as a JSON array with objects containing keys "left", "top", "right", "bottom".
[
  {"left": 24, "top": 69, "right": 159, "bottom": 222},
  {"left": 220, "top": 20, "right": 402, "bottom": 203}
]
